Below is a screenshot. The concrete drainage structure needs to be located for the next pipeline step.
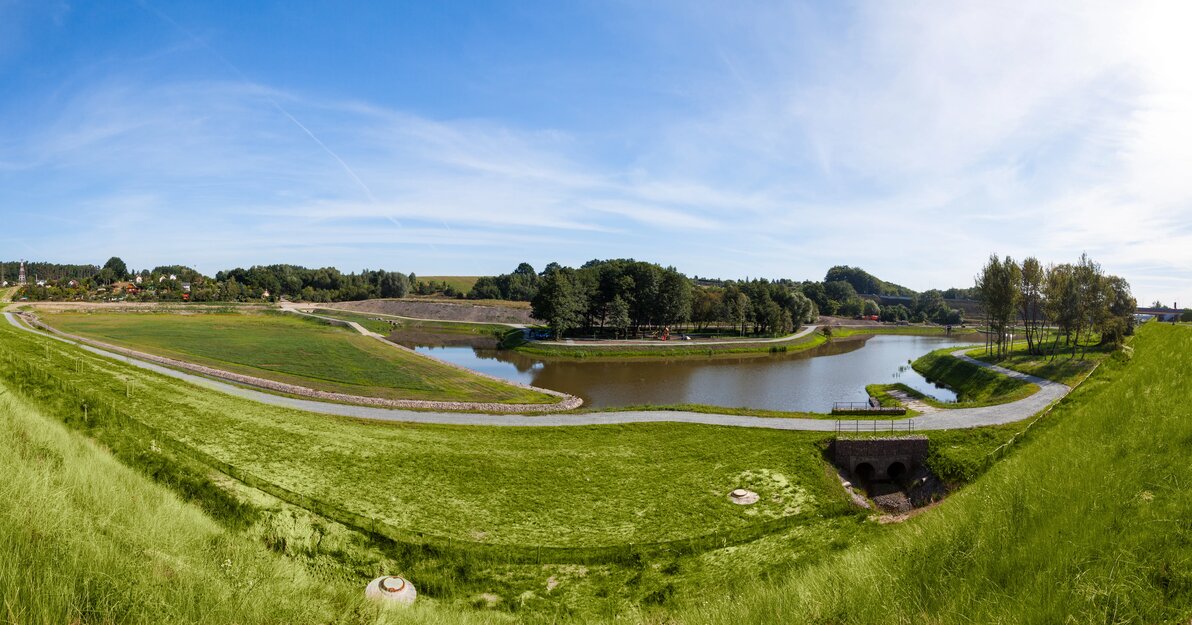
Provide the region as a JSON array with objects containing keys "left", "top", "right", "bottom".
[
  {"left": 365, "top": 576, "right": 417, "bottom": 606},
  {"left": 831, "top": 436, "right": 929, "bottom": 482},
  {"left": 728, "top": 488, "right": 759, "bottom": 505}
]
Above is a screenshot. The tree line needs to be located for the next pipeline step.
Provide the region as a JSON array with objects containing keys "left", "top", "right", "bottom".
[
  {"left": 519, "top": 259, "right": 818, "bottom": 339},
  {"left": 975, "top": 253, "right": 1135, "bottom": 358}
]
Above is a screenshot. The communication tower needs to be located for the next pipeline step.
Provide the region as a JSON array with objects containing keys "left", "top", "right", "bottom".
[{"left": 18, "top": 259, "right": 26, "bottom": 286}]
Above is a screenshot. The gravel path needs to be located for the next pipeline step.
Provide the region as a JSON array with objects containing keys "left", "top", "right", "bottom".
[{"left": 4, "top": 313, "right": 1071, "bottom": 431}]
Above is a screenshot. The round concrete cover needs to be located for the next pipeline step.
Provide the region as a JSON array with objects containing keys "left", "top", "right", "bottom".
[
  {"left": 365, "top": 575, "right": 417, "bottom": 605},
  {"left": 728, "top": 489, "right": 760, "bottom": 505}
]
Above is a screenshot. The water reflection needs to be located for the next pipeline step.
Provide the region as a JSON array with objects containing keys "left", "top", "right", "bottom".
[{"left": 402, "top": 334, "right": 966, "bottom": 412}]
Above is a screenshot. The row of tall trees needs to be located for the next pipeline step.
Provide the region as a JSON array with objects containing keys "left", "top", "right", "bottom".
[
  {"left": 469, "top": 263, "right": 542, "bottom": 301},
  {"left": 976, "top": 253, "right": 1135, "bottom": 358},
  {"left": 215, "top": 265, "right": 411, "bottom": 302},
  {"left": 529, "top": 259, "right": 817, "bottom": 339}
]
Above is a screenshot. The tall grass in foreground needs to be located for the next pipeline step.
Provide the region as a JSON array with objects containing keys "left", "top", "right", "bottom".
[
  {"left": 680, "top": 322, "right": 1192, "bottom": 624},
  {"left": 0, "top": 387, "right": 371, "bottom": 624}
]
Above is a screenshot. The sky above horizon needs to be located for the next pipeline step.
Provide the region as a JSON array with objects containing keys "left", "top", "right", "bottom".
[{"left": 0, "top": 1, "right": 1189, "bottom": 305}]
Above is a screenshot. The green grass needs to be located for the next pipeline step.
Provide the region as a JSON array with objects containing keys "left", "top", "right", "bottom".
[
  {"left": 966, "top": 339, "right": 1112, "bottom": 386},
  {"left": 677, "top": 321, "right": 1192, "bottom": 624},
  {"left": 418, "top": 276, "right": 481, "bottom": 293},
  {"left": 829, "top": 325, "right": 981, "bottom": 338},
  {"left": 910, "top": 346, "right": 1040, "bottom": 407},
  {"left": 0, "top": 319, "right": 844, "bottom": 550},
  {"left": 0, "top": 386, "right": 372, "bottom": 625},
  {"left": 314, "top": 308, "right": 515, "bottom": 338},
  {"left": 0, "top": 315, "right": 1044, "bottom": 620},
  {"left": 512, "top": 331, "right": 828, "bottom": 360},
  {"left": 38, "top": 310, "right": 553, "bottom": 405}
]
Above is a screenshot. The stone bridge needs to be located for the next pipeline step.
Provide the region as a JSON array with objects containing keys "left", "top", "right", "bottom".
[{"left": 832, "top": 436, "right": 929, "bottom": 481}]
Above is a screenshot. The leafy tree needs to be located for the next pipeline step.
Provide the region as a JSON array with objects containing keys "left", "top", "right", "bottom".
[
  {"left": 1100, "top": 275, "right": 1136, "bottom": 345},
  {"left": 824, "top": 280, "right": 858, "bottom": 304},
  {"left": 861, "top": 299, "right": 880, "bottom": 316},
  {"left": 879, "top": 303, "right": 909, "bottom": 322},
  {"left": 1018, "top": 257, "right": 1046, "bottom": 355},
  {"left": 976, "top": 255, "right": 1020, "bottom": 357},
  {"left": 608, "top": 295, "right": 631, "bottom": 338},
  {"left": 531, "top": 268, "right": 583, "bottom": 338},
  {"left": 103, "top": 257, "right": 128, "bottom": 281},
  {"left": 470, "top": 276, "right": 502, "bottom": 300}
]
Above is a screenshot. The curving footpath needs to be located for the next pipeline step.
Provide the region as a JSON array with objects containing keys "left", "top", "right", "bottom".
[{"left": 4, "top": 312, "right": 1070, "bottom": 431}]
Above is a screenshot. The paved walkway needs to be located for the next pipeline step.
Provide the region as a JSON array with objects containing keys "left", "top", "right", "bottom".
[{"left": 3, "top": 312, "right": 1071, "bottom": 431}]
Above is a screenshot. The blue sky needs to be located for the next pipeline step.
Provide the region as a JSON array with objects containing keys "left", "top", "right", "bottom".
[{"left": 1, "top": 1, "right": 1189, "bottom": 306}]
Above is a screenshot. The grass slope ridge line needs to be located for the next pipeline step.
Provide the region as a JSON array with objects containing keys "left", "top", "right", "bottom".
[
  {"left": 286, "top": 308, "right": 578, "bottom": 404},
  {"left": 20, "top": 313, "right": 581, "bottom": 412}
]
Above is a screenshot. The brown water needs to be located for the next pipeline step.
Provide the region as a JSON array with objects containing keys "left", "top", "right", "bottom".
[{"left": 399, "top": 333, "right": 968, "bottom": 412}]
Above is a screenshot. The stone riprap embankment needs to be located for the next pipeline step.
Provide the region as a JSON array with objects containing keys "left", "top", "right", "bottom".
[
  {"left": 327, "top": 299, "right": 533, "bottom": 325},
  {"left": 17, "top": 313, "right": 581, "bottom": 413}
]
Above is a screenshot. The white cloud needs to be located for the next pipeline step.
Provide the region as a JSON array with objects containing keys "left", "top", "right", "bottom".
[{"left": 2, "top": 1, "right": 1189, "bottom": 305}]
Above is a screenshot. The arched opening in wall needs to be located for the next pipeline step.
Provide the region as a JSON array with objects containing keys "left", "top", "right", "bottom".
[
  {"left": 887, "top": 461, "right": 907, "bottom": 480},
  {"left": 854, "top": 462, "right": 875, "bottom": 482}
]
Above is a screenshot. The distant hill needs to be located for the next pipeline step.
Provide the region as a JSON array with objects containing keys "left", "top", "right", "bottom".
[{"left": 825, "top": 265, "right": 916, "bottom": 297}]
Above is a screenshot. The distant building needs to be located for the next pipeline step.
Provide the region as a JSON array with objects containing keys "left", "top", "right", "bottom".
[
  {"left": 135, "top": 275, "right": 143, "bottom": 285},
  {"left": 181, "top": 282, "right": 192, "bottom": 293},
  {"left": 261, "top": 289, "right": 271, "bottom": 298}
]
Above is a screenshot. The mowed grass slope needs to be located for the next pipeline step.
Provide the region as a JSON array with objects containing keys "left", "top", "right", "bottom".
[
  {"left": 0, "top": 387, "right": 366, "bottom": 625},
  {"left": 40, "top": 311, "right": 554, "bottom": 404},
  {"left": 0, "top": 319, "right": 845, "bottom": 550},
  {"left": 1, "top": 318, "right": 1051, "bottom": 621},
  {"left": 912, "top": 346, "right": 1039, "bottom": 406},
  {"left": 681, "top": 322, "right": 1192, "bottom": 624}
]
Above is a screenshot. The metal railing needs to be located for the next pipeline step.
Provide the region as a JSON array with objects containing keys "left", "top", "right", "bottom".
[{"left": 834, "top": 419, "right": 917, "bottom": 433}]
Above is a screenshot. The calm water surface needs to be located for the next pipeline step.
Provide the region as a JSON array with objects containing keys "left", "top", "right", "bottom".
[{"left": 402, "top": 334, "right": 968, "bottom": 412}]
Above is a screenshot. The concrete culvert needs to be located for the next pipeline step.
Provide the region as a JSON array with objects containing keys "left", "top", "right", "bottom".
[
  {"left": 887, "top": 461, "right": 907, "bottom": 480},
  {"left": 365, "top": 576, "right": 417, "bottom": 606},
  {"left": 728, "top": 488, "right": 759, "bottom": 505},
  {"left": 854, "top": 463, "right": 875, "bottom": 482}
]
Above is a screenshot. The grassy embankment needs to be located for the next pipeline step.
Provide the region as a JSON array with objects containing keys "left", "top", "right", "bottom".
[
  {"left": 679, "top": 321, "right": 1192, "bottom": 624},
  {"left": 37, "top": 310, "right": 554, "bottom": 405},
  {"left": 965, "top": 338, "right": 1112, "bottom": 386},
  {"left": 0, "top": 317, "right": 1037, "bottom": 620},
  {"left": 312, "top": 308, "right": 517, "bottom": 344},
  {"left": 866, "top": 346, "right": 1040, "bottom": 410},
  {"left": 511, "top": 330, "right": 828, "bottom": 360},
  {"left": 416, "top": 276, "right": 481, "bottom": 293},
  {"left": 829, "top": 324, "right": 982, "bottom": 338},
  {"left": 0, "top": 387, "right": 371, "bottom": 625}
]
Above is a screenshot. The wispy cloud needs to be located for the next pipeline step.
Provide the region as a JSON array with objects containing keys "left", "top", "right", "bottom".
[{"left": 1, "top": 1, "right": 1189, "bottom": 306}]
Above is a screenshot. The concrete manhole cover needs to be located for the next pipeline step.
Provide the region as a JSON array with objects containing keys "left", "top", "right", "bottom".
[
  {"left": 365, "top": 575, "right": 417, "bottom": 606},
  {"left": 728, "top": 488, "right": 759, "bottom": 505}
]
